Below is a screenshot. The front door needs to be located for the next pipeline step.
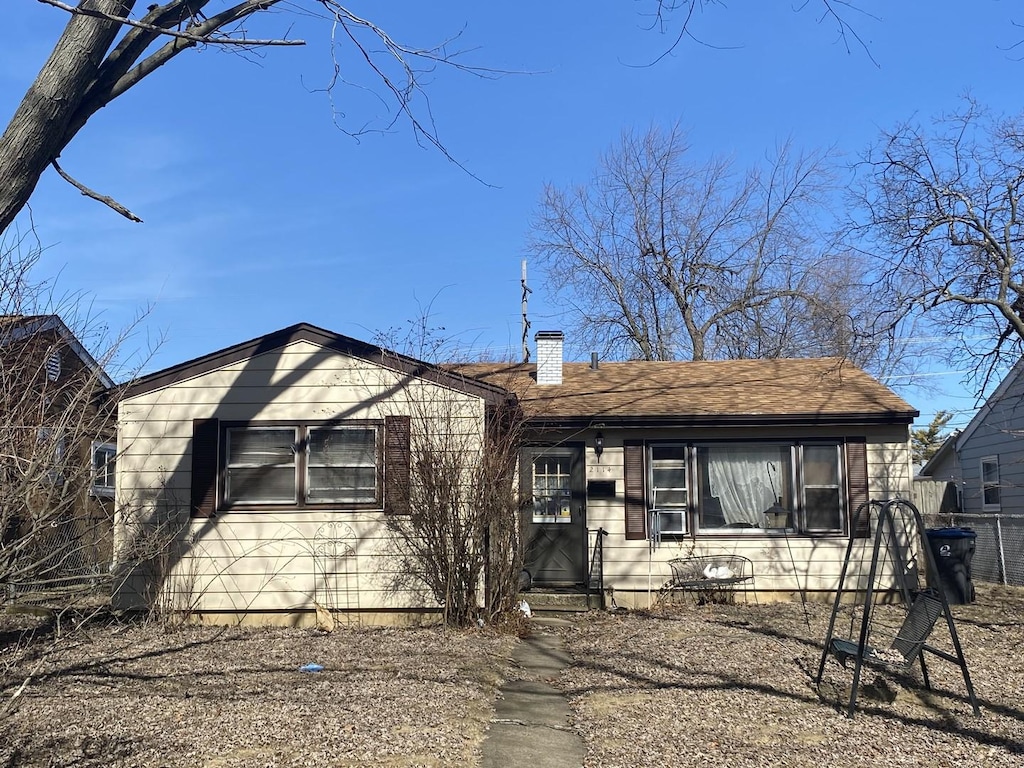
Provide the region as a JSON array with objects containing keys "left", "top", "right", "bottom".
[{"left": 524, "top": 446, "right": 586, "bottom": 585}]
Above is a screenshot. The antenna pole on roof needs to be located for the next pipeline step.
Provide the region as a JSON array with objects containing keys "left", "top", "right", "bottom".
[{"left": 521, "top": 259, "right": 532, "bottom": 363}]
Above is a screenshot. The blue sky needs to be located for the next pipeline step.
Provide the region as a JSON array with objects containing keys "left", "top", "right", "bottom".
[{"left": 2, "top": 1, "right": 1021, "bottom": 430}]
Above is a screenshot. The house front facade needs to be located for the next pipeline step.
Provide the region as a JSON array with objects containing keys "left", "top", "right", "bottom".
[
  {"left": 113, "top": 322, "right": 919, "bottom": 622},
  {"left": 460, "top": 332, "right": 920, "bottom": 608}
]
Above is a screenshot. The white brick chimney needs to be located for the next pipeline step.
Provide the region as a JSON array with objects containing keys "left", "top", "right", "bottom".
[{"left": 535, "top": 331, "right": 564, "bottom": 385}]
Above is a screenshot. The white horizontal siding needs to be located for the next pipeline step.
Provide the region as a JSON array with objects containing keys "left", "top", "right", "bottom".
[
  {"left": 161, "top": 513, "right": 428, "bottom": 614},
  {"left": 583, "top": 433, "right": 916, "bottom": 599},
  {"left": 115, "top": 340, "right": 488, "bottom": 615}
]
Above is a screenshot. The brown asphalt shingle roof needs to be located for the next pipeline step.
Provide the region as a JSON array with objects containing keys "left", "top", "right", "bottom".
[{"left": 452, "top": 357, "right": 917, "bottom": 425}]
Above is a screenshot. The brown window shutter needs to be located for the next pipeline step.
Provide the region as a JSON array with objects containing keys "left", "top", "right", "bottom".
[
  {"left": 624, "top": 441, "right": 647, "bottom": 540},
  {"left": 191, "top": 418, "right": 219, "bottom": 518},
  {"left": 846, "top": 438, "right": 870, "bottom": 538},
  {"left": 384, "top": 415, "right": 411, "bottom": 515}
]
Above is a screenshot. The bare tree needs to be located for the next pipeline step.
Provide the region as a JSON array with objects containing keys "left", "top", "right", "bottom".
[
  {"left": 384, "top": 392, "right": 525, "bottom": 628},
  {"left": 645, "top": 1, "right": 880, "bottom": 64},
  {"left": 373, "top": 321, "right": 526, "bottom": 628},
  {"left": 528, "top": 124, "right": 904, "bottom": 369},
  {"left": 0, "top": 235, "right": 121, "bottom": 604},
  {"left": 854, "top": 100, "right": 1024, "bottom": 388}
]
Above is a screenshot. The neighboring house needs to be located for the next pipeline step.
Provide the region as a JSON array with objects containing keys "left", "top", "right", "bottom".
[
  {"left": 459, "top": 331, "right": 919, "bottom": 607},
  {"left": 112, "top": 323, "right": 509, "bottom": 620},
  {"left": 917, "top": 362, "right": 1024, "bottom": 586},
  {"left": 113, "top": 322, "right": 920, "bottom": 622},
  {"left": 0, "top": 314, "right": 117, "bottom": 591},
  {"left": 919, "top": 359, "right": 1024, "bottom": 517}
]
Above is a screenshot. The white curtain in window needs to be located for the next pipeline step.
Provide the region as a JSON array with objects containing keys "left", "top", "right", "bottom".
[{"left": 707, "top": 446, "right": 785, "bottom": 526}]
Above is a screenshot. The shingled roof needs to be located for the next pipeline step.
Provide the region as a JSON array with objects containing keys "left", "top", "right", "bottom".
[{"left": 452, "top": 357, "right": 917, "bottom": 427}]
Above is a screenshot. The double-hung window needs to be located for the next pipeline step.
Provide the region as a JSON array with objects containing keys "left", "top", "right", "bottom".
[
  {"left": 981, "top": 456, "right": 1000, "bottom": 510},
  {"left": 91, "top": 441, "right": 117, "bottom": 497},
  {"left": 801, "top": 444, "right": 843, "bottom": 531},
  {"left": 307, "top": 427, "right": 378, "bottom": 504},
  {"left": 224, "top": 423, "right": 381, "bottom": 508},
  {"left": 650, "top": 445, "right": 688, "bottom": 534}
]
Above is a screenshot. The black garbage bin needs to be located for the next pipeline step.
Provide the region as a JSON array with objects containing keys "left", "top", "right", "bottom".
[{"left": 925, "top": 527, "right": 977, "bottom": 605}]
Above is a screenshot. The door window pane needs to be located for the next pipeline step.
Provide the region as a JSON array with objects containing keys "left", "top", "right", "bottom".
[{"left": 532, "top": 455, "right": 572, "bottom": 523}]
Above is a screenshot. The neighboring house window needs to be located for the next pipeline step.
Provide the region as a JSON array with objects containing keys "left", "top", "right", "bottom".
[
  {"left": 37, "top": 426, "right": 66, "bottom": 485},
  {"left": 981, "top": 456, "right": 1000, "bottom": 510},
  {"left": 91, "top": 441, "right": 117, "bottom": 497},
  {"left": 648, "top": 441, "right": 846, "bottom": 535},
  {"left": 650, "top": 444, "right": 688, "bottom": 534},
  {"left": 224, "top": 423, "right": 381, "bottom": 508}
]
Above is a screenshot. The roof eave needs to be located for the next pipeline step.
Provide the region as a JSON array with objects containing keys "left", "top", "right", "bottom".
[{"left": 522, "top": 411, "right": 918, "bottom": 430}]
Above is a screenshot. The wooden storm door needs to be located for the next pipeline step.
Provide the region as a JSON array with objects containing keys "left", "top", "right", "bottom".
[{"left": 524, "top": 446, "right": 586, "bottom": 585}]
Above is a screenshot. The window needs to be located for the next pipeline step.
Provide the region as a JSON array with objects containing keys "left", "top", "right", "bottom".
[
  {"left": 307, "top": 427, "right": 378, "bottom": 504},
  {"left": 802, "top": 444, "right": 843, "bottom": 531},
  {"left": 697, "top": 444, "right": 793, "bottom": 531},
  {"left": 647, "top": 441, "right": 847, "bottom": 535},
  {"left": 981, "top": 456, "right": 1000, "bottom": 510},
  {"left": 91, "top": 441, "right": 117, "bottom": 497},
  {"left": 224, "top": 423, "right": 381, "bottom": 508},
  {"left": 37, "top": 426, "right": 66, "bottom": 485},
  {"left": 650, "top": 445, "right": 688, "bottom": 534}
]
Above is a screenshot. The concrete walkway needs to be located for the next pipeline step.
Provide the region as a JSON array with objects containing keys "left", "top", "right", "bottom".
[{"left": 481, "top": 617, "right": 585, "bottom": 768}]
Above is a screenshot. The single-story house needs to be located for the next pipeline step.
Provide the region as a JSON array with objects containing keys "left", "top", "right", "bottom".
[{"left": 113, "top": 323, "right": 919, "bottom": 622}]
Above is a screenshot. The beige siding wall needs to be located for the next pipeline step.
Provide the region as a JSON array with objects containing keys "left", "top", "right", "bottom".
[
  {"left": 115, "top": 341, "right": 485, "bottom": 618},
  {"left": 582, "top": 427, "right": 916, "bottom": 609}
]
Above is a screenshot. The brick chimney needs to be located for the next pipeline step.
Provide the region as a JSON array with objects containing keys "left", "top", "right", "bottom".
[{"left": 535, "top": 331, "right": 564, "bottom": 385}]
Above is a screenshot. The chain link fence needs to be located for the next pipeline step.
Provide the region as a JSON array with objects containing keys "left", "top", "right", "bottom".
[
  {"left": 923, "top": 511, "right": 1024, "bottom": 587},
  {"left": 3, "top": 511, "right": 111, "bottom": 603}
]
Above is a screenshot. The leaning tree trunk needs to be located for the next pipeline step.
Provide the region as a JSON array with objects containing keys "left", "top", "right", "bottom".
[{"left": 0, "top": 1, "right": 133, "bottom": 233}]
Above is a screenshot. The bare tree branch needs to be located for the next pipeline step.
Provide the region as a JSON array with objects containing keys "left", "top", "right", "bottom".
[
  {"left": 850, "top": 98, "right": 1024, "bottom": 388},
  {"left": 39, "top": 0, "right": 303, "bottom": 47},
  {"left": 50, "top": 158, "right": 143, "bottom": 223}
]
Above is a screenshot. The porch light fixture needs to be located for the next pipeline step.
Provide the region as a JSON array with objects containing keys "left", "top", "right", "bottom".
[{"left": 594, "top": 431, "right": 604, "bottom": 461}]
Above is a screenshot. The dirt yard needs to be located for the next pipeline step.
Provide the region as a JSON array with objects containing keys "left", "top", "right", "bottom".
[{"left": 2, "top": 583, "right": 1022, "bottom": 767}]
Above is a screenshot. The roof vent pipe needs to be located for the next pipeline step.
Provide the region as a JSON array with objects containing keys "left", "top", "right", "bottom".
[
  {"left": 591, "top": 352, "right": 599, "bottom": 370},
  {"left": 535, "top": 331, "right": 563, "bottom": 385}
]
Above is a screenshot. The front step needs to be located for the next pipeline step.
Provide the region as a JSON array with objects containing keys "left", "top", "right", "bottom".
[{"left": 521, "top": 589, "right": 598, "bottom": 614}]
